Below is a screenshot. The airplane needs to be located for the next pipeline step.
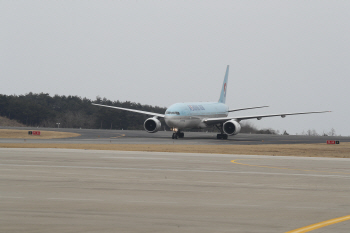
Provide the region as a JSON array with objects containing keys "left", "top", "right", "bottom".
[{"left": 92, "top": 65, "right": 330, "bottom": 139}]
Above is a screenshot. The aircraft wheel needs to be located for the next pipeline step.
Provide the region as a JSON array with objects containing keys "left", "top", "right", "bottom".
[{"left": 217, "top": 134, "right": 222, "bottom": 139}]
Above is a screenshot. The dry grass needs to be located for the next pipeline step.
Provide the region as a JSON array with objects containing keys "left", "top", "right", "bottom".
[
  {"left": 0, "top": 142, "right": 349, "bottom": 158},
  {"left": 0, "top": 129, "right": 80, "bottom": 139}
]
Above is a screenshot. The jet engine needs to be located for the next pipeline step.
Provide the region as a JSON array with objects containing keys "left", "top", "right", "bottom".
[
  {"left": 223, "top": 120, "right": 241, "bottom": 135},
  {"left": 144, "top": 117, "right": 162, "bottom": 133}
]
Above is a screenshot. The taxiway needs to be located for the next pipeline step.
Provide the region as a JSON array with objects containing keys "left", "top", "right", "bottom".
[{"left": 0, "top": 148, "right": 349, "bottom": 232}]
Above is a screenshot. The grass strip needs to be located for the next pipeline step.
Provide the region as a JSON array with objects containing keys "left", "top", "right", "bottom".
[{"left": 0, "top": 129, "right": 80, "bottom": 139}]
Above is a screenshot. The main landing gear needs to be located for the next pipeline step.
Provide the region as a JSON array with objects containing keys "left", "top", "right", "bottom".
[
  {"left": 172, "top": 131, "right": 184, "bottom": 139},
  {"left": 215, "top": 123, "right": 228, "bottom": 140}
]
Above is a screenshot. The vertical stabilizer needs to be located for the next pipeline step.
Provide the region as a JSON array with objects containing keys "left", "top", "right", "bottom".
[{"left": 218, "top": 65, "right": 229, "bottom": 103}]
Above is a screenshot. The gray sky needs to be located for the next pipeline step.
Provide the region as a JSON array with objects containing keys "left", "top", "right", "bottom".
[{"left": 1, "top": 1, "right": 349, "bottom": 136}]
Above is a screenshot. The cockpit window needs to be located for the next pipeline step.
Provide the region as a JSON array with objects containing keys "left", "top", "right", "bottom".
[{"left": 166, "top": 111, "right": 180, "bottom": 115}]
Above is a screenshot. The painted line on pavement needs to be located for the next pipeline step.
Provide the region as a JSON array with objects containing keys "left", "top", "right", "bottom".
[
  {"left": 110, "top": 134, "right": 125, "bottom": 139},
  {"left": 0, "top": 163, "right": 349, "bottom": 178},
  {"left": 285, "top": 215, "right": 350, "bottom": 233}
]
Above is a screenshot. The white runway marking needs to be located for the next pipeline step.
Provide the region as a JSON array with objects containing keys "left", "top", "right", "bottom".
[
  {"left": 102, "top": 156, "right": 180, "bottom": 160},
  {"left": 0, "top": 163, "right": 349, "bottom": 179},
  {"left": 47, "top": 198, "right": 103, "bottom": 202},
  {"left": 127, "top": 201, "right": 178, "bottom": 204}
]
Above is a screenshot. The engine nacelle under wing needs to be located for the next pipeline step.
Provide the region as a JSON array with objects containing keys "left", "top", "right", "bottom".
[
  {"left": 223, "top": 120, "right": 241, "bottom": 135},
  {"left": 144, "top": 117, "right": 162, "bottom": 133}
]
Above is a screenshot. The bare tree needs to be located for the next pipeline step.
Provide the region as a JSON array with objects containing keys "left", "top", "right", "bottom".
[
  {"left": 307, "top": 129, "right": 312, "bottom": 136},
  {"left": 311, "top": 129, "right": 319, "bottom": 136}
]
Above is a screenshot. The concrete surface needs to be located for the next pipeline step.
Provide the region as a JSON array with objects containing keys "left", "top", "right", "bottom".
[{"left": 0, "top": 148, "right": 349, "bottom": 232}]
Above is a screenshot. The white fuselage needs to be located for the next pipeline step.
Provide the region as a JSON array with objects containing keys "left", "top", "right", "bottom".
[{"left": 164, "top": 102, "right": 228, "bottom": 130}]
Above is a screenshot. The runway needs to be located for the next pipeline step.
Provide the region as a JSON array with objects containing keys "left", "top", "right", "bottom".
[
  {"left": 1, "top": 127, "right": 350, "bottom": 145},
  {"left": 1, "top": 148, "right": 349, "bottom": 232}
]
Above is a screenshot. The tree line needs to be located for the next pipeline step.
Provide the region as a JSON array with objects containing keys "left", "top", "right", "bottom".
[{"left": 0, "top": 93, "right": 167, "bottom": 130}]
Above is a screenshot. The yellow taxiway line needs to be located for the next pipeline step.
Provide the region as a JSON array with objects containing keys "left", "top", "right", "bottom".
[{"left": 285, "top": 215, "right": 350, "bottom": 232}]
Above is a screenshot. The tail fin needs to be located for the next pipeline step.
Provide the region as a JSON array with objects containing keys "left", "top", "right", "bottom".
[{"left": 218, "top": 65, "right": 229, "bottom": 103}]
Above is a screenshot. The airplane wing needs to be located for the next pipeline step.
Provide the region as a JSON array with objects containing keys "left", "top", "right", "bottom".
[
  {"left": 203, "top": 111, "right": 331, "bottom": 125},
  {"left": 92, "top": 103, "right": 165, "bottom": 118},
  {"left": 228, "top": 105, "right": 269, "bottom": 112}
]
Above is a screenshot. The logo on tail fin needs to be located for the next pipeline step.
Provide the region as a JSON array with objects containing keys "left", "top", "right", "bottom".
[{"left": 218, "top": 65, "right": 229, "bottom": 104}]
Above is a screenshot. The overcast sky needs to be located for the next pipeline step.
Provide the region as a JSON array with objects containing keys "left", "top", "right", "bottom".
[{"left": 1, "top": 1, "right": 349, "bottom": 136}]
